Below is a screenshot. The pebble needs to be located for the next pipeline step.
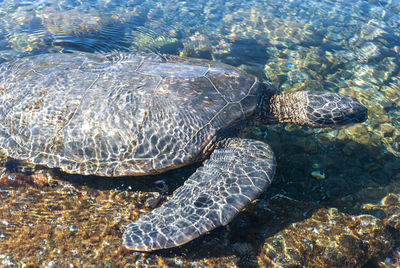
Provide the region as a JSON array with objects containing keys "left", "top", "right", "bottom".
[{"left": 311, "top": 170, "right": 325, "bottom": 180}]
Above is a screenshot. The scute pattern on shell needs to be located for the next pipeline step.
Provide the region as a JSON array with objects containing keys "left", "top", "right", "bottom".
[{"left": 0, "top": 52, "right": 261, "bottom": 176}]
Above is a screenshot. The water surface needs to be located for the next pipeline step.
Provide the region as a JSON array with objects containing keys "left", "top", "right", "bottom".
[{"left": 0, "top": 0, "right": 399, "bottom": 267}]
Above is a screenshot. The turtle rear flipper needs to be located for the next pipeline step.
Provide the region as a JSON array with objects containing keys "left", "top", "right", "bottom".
[{"left": 123, "top": 138, "right": 276, "bottom": 251}]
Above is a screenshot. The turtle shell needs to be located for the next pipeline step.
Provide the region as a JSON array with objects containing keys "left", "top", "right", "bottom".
[{"left": 0, "top": 52, "right": 262, "bottom": 176}]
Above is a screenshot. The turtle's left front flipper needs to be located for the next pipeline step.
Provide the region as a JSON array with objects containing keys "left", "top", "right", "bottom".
[{"left": 123, "top": 138, "right": 276, "bottom": 251}]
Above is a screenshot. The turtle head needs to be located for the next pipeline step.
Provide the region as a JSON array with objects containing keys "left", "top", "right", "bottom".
[
  {"left": 305, "top": 92, "right": 367, "bottom": 127},
  {"left": 266, "top": 91, "right": 367, "bottom": 127}
]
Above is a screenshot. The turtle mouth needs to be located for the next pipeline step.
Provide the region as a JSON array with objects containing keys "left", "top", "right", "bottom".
[
  {"left": 349, "top": 101, "right": 368, "bottom": 123},
  {"left": 329, "top": 100, "right": 368, "bottom": 126},
  {"left": 334, "top": 95, "right": 368, "bottom": 125}
]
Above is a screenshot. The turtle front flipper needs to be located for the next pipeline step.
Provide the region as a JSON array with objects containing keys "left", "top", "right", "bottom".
[{"left": 123, "top": 138, "right": 276, "bottom": 251}]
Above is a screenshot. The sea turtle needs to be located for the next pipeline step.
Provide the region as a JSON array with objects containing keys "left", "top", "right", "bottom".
[{"left": 0, "top": 52, "right": 367, "bottom": 251}]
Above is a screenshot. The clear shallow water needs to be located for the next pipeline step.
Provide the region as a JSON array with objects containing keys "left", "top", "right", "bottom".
[{"left": 0, "top": 0, "right": 399, "bottom": 267}]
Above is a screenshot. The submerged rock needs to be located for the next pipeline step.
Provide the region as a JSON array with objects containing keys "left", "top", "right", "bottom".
[
  {"left": 363, "top": 193, "right": 400, "bottom": 232},
  {"left": 258, "top": 208, "right": 392, "bottom": 267}
]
